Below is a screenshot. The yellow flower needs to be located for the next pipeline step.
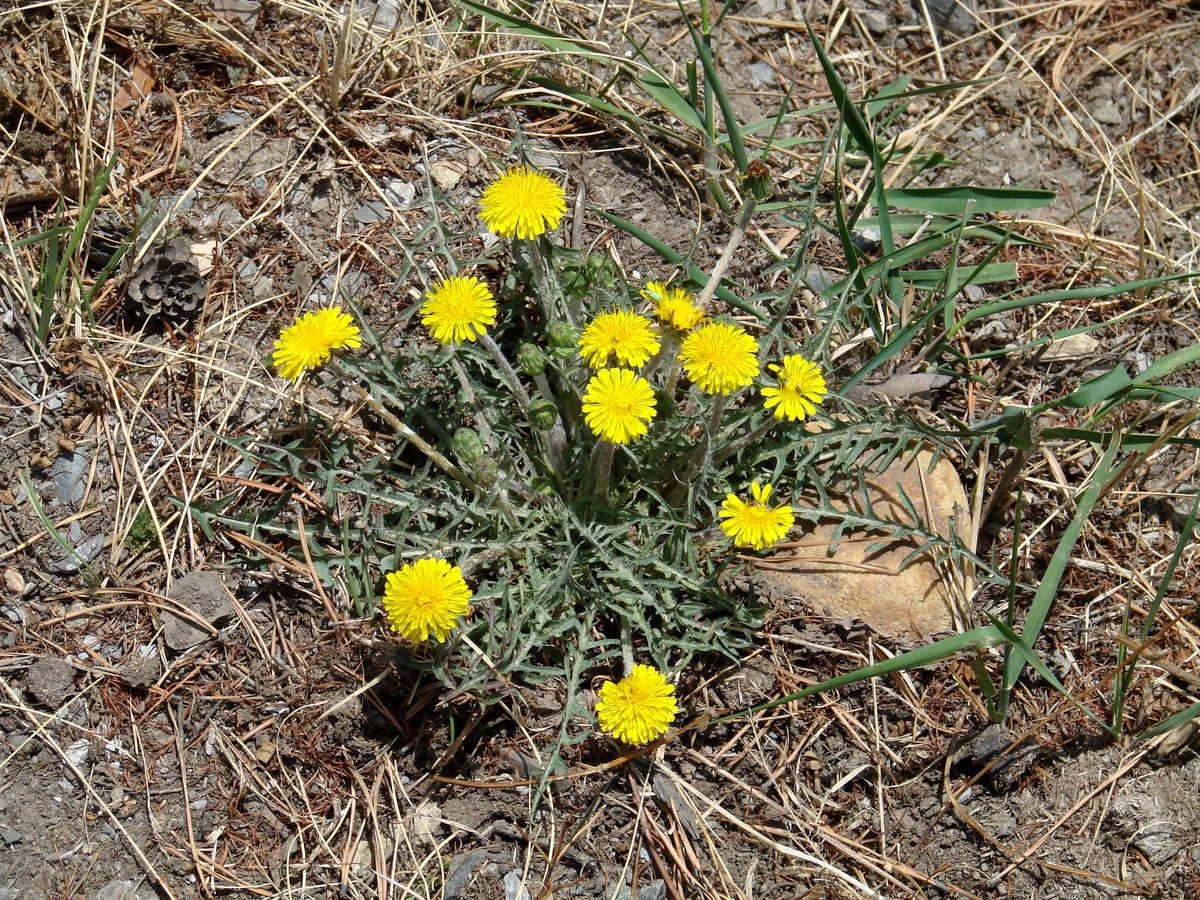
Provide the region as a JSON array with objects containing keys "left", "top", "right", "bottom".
[
  {"left": 582, "top": 368, "right": 657, "bottom": 444},
  {"left": 595, "top": 664, "right": 679, "bottom": 745},
  {"left": 641, "top": 281, "right": 704, "bottom": 331},
  {"left": 421, "top": 275, "right": 497, "bottom": 345},
  {"left": 761, "top": 354, "right": 827, "bottom": 421},
  {"left": 381, "top": 558, "right": 472, "bottom": 643},
  {"left": 679, "top": 321, "right": 759, "bottom": 394},
  {"left": 718, "top": 481, "right": 794, "bottom": 551},
  {"left": 579, "top": 310, "right": 661, "bottom": 369},
  {"left": 479, "top": 165, "right": 567, "bottom": 239},
  {"left": 272, "top": 306, "right": 362, "bottom": 382}
]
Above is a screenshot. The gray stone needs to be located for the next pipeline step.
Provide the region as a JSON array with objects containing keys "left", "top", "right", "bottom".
[
  {"left": 50, "top": 533, "right": 105, "bottom": 574},
  {"left": 95, "top": 880, "right": 143, "bottom": 900},
  {"left": 162, "top": 570, "right": 235, "bottom": 650},
  {"left": 1092, "top": 99, "right": 1123, "bottom": 126},
  {"left": 916, "top": 0, "right": 978, "bottom": 35},
  {"left": 25, "top": 656, "right": 74, "bottom": 708},
  {"left": 50, "top": 451, "right": 90, "bottom": 505},
  {"left": 385, "top": 180, "right": 417, "bottom": 209},
  {"left": 0, "top": 827, "right": 22, "bottom": 844},
  {"left": 503, "top": 871, "right": 531, "bottom": 900},
  {"left": 443, "top": 849, "right": 491, "bottom": 899},
  {"left": 0, "top": 887, "right": 19, "bottom": 900},
  {"left": 860, "top": 8, "right": 892, "bottom": 33},
  {"left": 206, "top": 109, "right": 248, "bottom": 135},
  {"left": 353, "top": 201, "right": 390, "bottom": 224},
  {"left": 748, "top": 63, "right": 775, "bottom": 88}
]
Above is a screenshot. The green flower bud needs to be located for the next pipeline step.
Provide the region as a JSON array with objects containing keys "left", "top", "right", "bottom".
[
  {"left": 742, "top": 157, "right": 773, "bottom": 203},
  {"left": 516, "top": 342, "right": 547, "bottom": 376},
  {"left": 451, "top": 427, "right": 486, "bottom": 466},
  {"left": 528, "top": 398, "right": 558, "bottom": 431},
  {"left": 471, "top": 457, "right": 500, "bottom": 488},
  {"left": 546, "top": 322, "right": 578, "bottom": 360}
]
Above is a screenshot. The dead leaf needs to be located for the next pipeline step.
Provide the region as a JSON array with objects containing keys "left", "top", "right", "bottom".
[{"left": 113, "top": 58, "right": 156, "bottom": 111}]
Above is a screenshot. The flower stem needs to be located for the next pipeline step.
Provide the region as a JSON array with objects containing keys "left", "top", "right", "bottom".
[
  {"left": 589, "top": 439, "right": 614, "bottom": 504},
  {"left": 343, "top": 380, "right": 473, "bottom": 492},
  {"left": 478, "top": 333, "right": 532, "bottom": 413}
]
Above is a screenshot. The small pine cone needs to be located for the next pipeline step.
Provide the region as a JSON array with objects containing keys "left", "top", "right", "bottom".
[{"left": 126, "top": 237, "right": 208, "bottom": 324}]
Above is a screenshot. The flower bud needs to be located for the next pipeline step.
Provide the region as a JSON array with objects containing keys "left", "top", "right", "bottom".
[
  {"left": 516, "top": 342, "right": 547, "bottom": 376},
  {"left": 546, "top": 322, "right": 578, "bottom": 360},
  {"left": 528, "top": 398, "right": 558, "bottom": 431},
  {"left": 742, "top": 157, "right": 773, "bottom": 203},
  {"left": 451, "top": 427, "right": 486, "bottom": 466}
]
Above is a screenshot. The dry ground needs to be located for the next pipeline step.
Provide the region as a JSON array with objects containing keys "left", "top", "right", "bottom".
[{"left": 2, "top": 0, "right": 1200, "bottom": 898}]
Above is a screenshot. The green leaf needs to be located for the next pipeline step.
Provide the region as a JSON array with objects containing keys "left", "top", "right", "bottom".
[{"left": 884, "top": 186, "right": 1056, "bottom": 215}]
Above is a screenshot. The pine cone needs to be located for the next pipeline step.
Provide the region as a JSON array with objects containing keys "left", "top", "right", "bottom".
[{"left": 126, "top": 237, "right": 207, "bottom": 324}]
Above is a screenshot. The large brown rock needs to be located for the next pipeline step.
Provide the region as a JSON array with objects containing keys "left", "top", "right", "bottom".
[{"left": 755, "top": 447, "right": 972, "bottom": 641}]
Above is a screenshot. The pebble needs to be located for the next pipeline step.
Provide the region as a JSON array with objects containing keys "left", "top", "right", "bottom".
[
  {"left": 206, "top": 109, "right": 249, "bottom": 135},
  {"left": 50, "top": 533, "right": 105, "bottom": 574},
  {"left": 748, "top": 62, "right": 775, "bottom": 87},
  {"left": 385, "top": 179, "right": 417, "bottom": 209},
  {"left": 0, "top": 827, "right": 22, "bottom": 844},
  {"left": 353, "top": 200, "right": 390, "bottom": 224},
  {"left": 503, "top": 871, "right": 531, "bottom": 900},
  {"left": 95, "top": 880, "right": 143, "bottom": 900},
  {"left": 50, "top": 450, "right": 90, "bottom": 505}
]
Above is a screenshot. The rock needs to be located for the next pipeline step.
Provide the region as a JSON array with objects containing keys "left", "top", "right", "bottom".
[
  {"left": 50, "top": 533, "right": 105, "bottom": 574},
  {"left": 0, "top": 827, "right": 22, "bottom": 844},
  {"left": 1092, "top": 98, "right": 1123, "bottom": 127},
  {"left": 748, "top": 63, "right": 775, "bottom": 88},
  {"left": 95, "top": 880, "right": 143, "bottom": 900},
  {"left": 754, "top": 447, "right": 970, "bottom": 640},
  {"left": 443, "top": 849, "right": 492, "bottom": 899},
  {"left": 917, "top": 0, "right": 978, "bottom": 36},
  {"left": 25, "top": 656, "right": 74, "bottom": 708},
  {"left": 385, "top": 179, "right": 417, "bottom": 209},
  {"left": 1043, "top": 332, "right": 1099, "bottom": 360},
  {"left": 162, "top": 570, "right": 235, "bottom": 650},
  {"left": 860, "top": 8, "right": 892, "bottom": 34},
  {"left": 429, "top": 160, "right": 465, "bottom": 192},
  {"left": 408, "top": 801, "right": 442, "bottom": 847},
  {"left": 50, "top": 450, "right": 90, "bottom": 505},
  {"left": 352, "top": 200, "right": 390, "bottom": 224},
  {"left": 503, "top": 871, "right": 531, "bottom": 900},
  {"left": 206, "top": 109, "right": 248, "bottom": 135}
]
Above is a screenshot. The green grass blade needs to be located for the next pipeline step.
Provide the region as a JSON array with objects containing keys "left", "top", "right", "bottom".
[
  {"left": 884, "top": 186, "right": 1055, "bottom": 215},
  {"left": 682, "top": 9, "right": 747, "bottom": 172},
  {"left": 1001, "top": 436, "right": 1121, "bottom": 691},
  {"left": 948, "top": 273, "right": 1198, "bottom": 338},
  {"left": 594, "top": 209, "right": 766, "bottom": 320},
  {"left": 1137, "top": 701, "right": 1200, "bottom": 742},
  {"left": 720, "top": 625, "right": 1004, "bottom": 721}
]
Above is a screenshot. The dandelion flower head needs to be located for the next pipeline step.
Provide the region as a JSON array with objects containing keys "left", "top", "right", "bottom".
[
  {"left": 582, "top": 368, "right": 657, "bottom": 444},
  {"left": 719, "top": 481, "right": 794, "bottom": 551},
  {"left": 381, "top": 558, "right": 472, "bottom": 643},
  {"left": 421, "top": 275, "right": 497, "bottom": 345},
  {"left": 272, "top": 306, "right": 362, "bottom": 382},
  {"left": 595, "top": 664, "right": 679, "bottom": 745},
  {"left": 761, "top": 354, "right": 827, "bottom": 422},
  {"left": 679, "top": 321, "right": 760, "bottom": 394},
  {"left": 479, "top": 165, "right": 567, "bottom": 239},
  {"left": 641, "top": 281, "right": 704, "bottom": 331},
  {"left": 579, "top": 309, "right": 661, "bottom": 369}
]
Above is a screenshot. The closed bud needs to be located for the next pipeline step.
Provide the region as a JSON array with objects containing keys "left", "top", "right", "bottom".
[
  {"left": 547, "top": 321, "right": 578, "bottom": 362},
  {"left": 528, "top": 398, "right": 558, "bottom": 431},
  {"left": 451, "top": 427, "right": 486, "bottom": 466},
  {"left": 516, "top": 342, "right": 547, "bottom": 376}
]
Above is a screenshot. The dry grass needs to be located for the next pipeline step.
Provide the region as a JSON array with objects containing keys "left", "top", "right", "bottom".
[{"left": 1, "top": 0, "right": 1199, "bottom": 897}]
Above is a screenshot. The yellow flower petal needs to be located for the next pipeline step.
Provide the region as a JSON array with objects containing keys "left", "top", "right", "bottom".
[
  {"left": 595, "top": 664, "right": 678, "bottom": 745},
  {"left": 641, "top": 281, "right": 704, "bottom": 331},
  {"left": 679, "top": 322, "right": 759, "bottom": 394},
  {"left": 718, "top": 481, "right": 794, "bottom": 551},
  {"left": 381, "top": 558, "right": 472, "bottom": 643},
  {"left": 479, "top": 166, "right": 567, "bottom": 239},
  {"left": 582, "top": 368, "right": 657, "bottom": 444},
  {"left": 761, "top": 354, "right": 827, "bottom": 421},
  {"left": 579, "top": 309, "right": 661, "bottom": 368},
  {"left": 421, "top": 275, "right": 497, "bottom": 345},
  {"left": 272, "top": 307, "right": 362, "bottom": 382}
]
